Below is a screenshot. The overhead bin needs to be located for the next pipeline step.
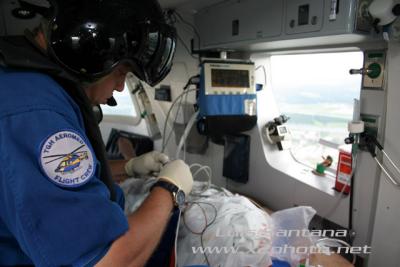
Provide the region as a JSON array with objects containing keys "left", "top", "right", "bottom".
[
  {"left": 195, "top": 0, "right": 283, "bottom": 46},
  {"left": 194, "top": 0, "right": 378, "bottom": 51}
]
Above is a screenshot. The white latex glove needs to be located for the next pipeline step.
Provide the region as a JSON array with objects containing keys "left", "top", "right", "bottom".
[
  {"left": 157, "top": 160, "right": 193, "bottom": 196},
  {"left": 125, "top": 151, "right": 169, "bottom": 176}
]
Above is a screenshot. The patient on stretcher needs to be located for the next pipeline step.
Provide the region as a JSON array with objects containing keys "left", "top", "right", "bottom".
[{"left": 120, "top": 178, "right": 353, "bottom": 267}]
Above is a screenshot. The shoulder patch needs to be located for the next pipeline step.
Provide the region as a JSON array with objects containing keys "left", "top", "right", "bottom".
[{"left": 39, "top": 130, "right": 95, "bottom": 188}]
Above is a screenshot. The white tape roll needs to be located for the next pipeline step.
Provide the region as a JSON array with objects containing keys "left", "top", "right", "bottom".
[{"left": 348, "top": 121, "right": 365, "bottom": 134}]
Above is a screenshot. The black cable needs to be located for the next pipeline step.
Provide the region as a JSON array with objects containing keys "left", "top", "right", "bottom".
[
  {"left": 162, "top": 75, "right": 199, "bottom": 153},
  {"left": 199, "top": 202, "right": 217, "bottom": 267},
  {"left": 183, "top": 203, "right": 208, "bottom": 235},
  {"left": 348, "top": 173, "right": 354, "bottom": 234},
  {"left": 164, "top": 9, "right": 201, "bottom": 62},
  {"left": 161, "top": 88, "right": 198, "bottom": 153},
  {"left": 173, "top": 10, "right": 201, "bottom": 50},
  {"left": 177, "top": 33, "right": 199, "bottom": 61},
  {"left": 183, "top": 201, "right": 218, "bottom": 266},
  {"left": 200, "top": 232, "right": 210, "bottom": 266},
  {"left": 370, "top": 135, "right": 384, "bottom": 151},
  {"left": 183, "top": 75, "right": 200, "bottom": 90}
]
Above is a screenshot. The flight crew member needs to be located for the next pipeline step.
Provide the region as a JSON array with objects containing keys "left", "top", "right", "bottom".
[{"left": 0, "top": 0, "right": 193, "bottom": 266}]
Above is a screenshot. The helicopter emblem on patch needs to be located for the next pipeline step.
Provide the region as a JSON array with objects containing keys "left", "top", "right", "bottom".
[{"left": 39, "top": 130, "right": 95, "bottom": 188}]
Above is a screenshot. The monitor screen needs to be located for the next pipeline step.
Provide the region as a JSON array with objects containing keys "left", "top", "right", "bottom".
[{"left": 211, "top": 69, "right": 250, "bottom": 88}]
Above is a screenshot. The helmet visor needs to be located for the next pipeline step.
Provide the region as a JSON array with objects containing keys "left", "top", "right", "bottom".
[
  {"left": 50, "top": 19, "right": 176, "bottom": 86},
  {"left": 128, "top": 22, "right": 176, "bottom": 86}
]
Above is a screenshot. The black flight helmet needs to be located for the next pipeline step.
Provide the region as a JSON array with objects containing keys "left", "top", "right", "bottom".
[{"left": 47, "top": 0, "right": 176, "bottom": 86}]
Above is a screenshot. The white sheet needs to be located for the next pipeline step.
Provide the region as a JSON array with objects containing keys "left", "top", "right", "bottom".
[{"left": 120, "top": 180, "right": 274, "bottom": 267}]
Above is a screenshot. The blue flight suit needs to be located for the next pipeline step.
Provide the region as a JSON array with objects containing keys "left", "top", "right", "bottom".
[{"left": 0, "top": 67, "right": 129, "bottom": 266}]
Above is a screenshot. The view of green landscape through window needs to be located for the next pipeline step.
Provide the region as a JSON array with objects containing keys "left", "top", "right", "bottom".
[{"left": 270, "top": 52, "right": 363, "bottom": 171}]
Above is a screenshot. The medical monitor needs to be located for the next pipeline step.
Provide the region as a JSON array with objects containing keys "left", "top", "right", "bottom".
[{"left": 203, "top": 61, "right": 255, "bottom": 95}]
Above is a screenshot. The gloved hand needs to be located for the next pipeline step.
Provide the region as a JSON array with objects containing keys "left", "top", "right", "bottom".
[
  {"left": 125, "top": 151, "right": 169, "bottom": 176},
  {"left": 158, "top": 160, "right": 193, "bottom": 196}
]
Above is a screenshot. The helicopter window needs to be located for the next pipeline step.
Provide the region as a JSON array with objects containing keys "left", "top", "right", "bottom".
[
  {"left": 269, "top": 51, "right": 363, "bottom": 173},
  {"left": 101, "top": 73, "right": 141, "bottom": 125}
]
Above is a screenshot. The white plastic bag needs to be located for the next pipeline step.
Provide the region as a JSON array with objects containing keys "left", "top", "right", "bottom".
[{"left": 270, "top": 206, "right": 317, "bottom": 266}]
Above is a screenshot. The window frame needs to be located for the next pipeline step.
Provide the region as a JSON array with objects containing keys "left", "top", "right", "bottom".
[{"left": 251, "top": 48, "right": 363, "bottom": 194}]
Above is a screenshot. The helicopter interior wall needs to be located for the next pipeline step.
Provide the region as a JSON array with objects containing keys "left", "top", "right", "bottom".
[
  {"left": 99, "top": 8, "right": 400, "bottom": 265},
  {"left": 367, "top": 41, "right": 400, "bottom": 266}
]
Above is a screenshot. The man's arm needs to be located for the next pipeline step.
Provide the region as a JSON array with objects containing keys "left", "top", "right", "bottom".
[
  {"left": 97, "top": 159, "right": 193, "bottom": 267},
  {"left": 109, "top": 159, "right": 130, "bottom": 183},
  {"left": 95, "top": 186, "right": 174, "bottom": 267}
]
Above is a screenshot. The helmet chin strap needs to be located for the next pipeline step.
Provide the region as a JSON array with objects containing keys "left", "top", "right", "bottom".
[{"left": 106, "top": 96, "right": 117, "bottom": 106}]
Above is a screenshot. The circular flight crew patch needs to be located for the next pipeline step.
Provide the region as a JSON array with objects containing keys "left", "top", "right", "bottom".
[{"left": 39, "top": 130, "right": 95, "bottom": 188}]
